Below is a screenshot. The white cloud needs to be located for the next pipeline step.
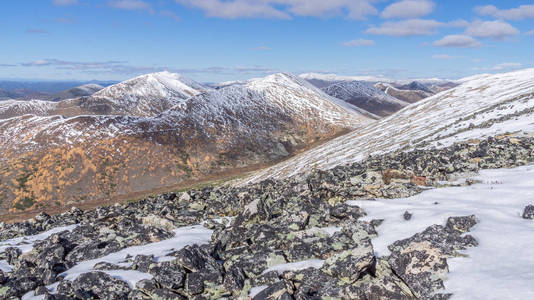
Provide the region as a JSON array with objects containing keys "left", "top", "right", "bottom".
[
  {"left": 432, "top": 54, "right": 461, "bottom": 59},
  {"left": 465, "top": 20, "right": 519, "bottom": 40},
  {"left": 492, "top": 62, "right": 522, "bottom": 71},
  {"left": 108, "top": 0, "right": 154, "bottom": 13},
  {"left": 52, "top": 0, "right": 78, "bottom": 5},
  {"left": 175, "top": 0, "right": 378, "bottom": 20},
  {"left": 19, "top": 58, "right": 280, "bottom": 76},
  {"left": 366, "top": 19, "right": 442, "bottom": 36},
  {"left": 475, "top": 5, "right": 534, "bottom": 21},
  {"left": 525, "top": 29, "right": 534, "bottom": 36},
  {"left": 341, "top": 39, "right": 375, "bottom": 47},
  {"left": 433, "top": 35, "right": 482, "bottom": 48},
  {"left": 381, "top": 0, "right": 435, "bottom": 19}
]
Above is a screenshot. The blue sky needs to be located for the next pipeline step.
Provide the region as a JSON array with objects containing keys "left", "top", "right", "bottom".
[{"left": 0, "top": 0, "right": 533, "bottom": 82}]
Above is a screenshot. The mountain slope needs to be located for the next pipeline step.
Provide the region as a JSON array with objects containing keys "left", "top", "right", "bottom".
[
  {"left": 0, "top": 72, "right": 372, "bottom": 216},
  {"left": 0, "top": 100, "right": 58, "bottom": 119},
  {"left": 300, "top": 73, "right": 456, "bottom": 115},
  {"left": 47, "top": 84, "right": 104, "bottom": 102},
  {"left": 322, "top": 81, "right": 409, "bottom": 117},
  {"left": 375, "top": 82, "right": 433, "bottom": 103},
  {"left": 241, "top": 68, "right": 534, "bottom": 184}
]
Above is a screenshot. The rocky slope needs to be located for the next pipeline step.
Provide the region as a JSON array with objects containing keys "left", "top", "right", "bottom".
[
  {"left": 0, "top": 72, "right": 371, "bottom": 218},
  {"left": 242, "top": 68, "right": 534, "bottom": 184},
  {"left": 322, "top": 81, "right": 408, "bottom": 117},
  {"left": 0, "top": 135, "right": 532, "bottom": 299}
]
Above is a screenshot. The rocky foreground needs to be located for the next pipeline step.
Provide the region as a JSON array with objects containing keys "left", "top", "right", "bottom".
[{"left": 1, "top": 135, "right": 533, "bottom": 299}]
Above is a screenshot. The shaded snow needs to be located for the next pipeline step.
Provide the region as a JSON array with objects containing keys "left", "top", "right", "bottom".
[
  {"left": 261, "top": 259, "right": 325, "bottom": 275},
  {"left": 0, "top": 225, "right": 78, "bottom": 254},
  {"left": 249, "top": 285, "right": 269, "bottom": 297},
  {"left": 349, "top": 165, "right": 534, "bottom": 299},
  {"left": 0, "top": 225, "right": 77, "bottom": 272}
]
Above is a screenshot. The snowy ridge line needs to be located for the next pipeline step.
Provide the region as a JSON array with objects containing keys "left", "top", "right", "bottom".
[{"left": 238, "top": 68, "right": 534, "bottom": 184}]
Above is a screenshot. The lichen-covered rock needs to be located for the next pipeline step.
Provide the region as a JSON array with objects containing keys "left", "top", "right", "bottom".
[
  {"left": 321, "top": 239, "right": 375, "bottom": 283},
  {"left": 387, "top": 216, "right": 478, "bottom": 299},
  {"left": 253, "top": 280, "right": 293, "bottom": 300},
  {"left": 446, "top": 215, "right": 477, "bottom": 233},
  {"left": 71, "top": 271, "right": 131, "bottom": 299},
  {"left": 148, "top": 288, "right": 186, "bottom": 300},
  {"left": 148, "top": 261, "right": 185, "bottom": 290}
]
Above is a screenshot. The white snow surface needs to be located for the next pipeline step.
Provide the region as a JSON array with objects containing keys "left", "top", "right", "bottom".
[
  {"left": 349, "top": 165, "right": 534, "bottom": 299},
  {"left": 241, "top": 68, "right": 534, "bottom": 184},
  {"left": 0, "top": 225, "right": 78, "bottom": 254},
  {"left": 17, "top": 225, "right": 212, "bottom": 300},
  {"left": 87, "top": 71, "right": 211, "bottom": 117},
  {"left": 322, "top": 80, "right": 409, "bottom": 106},
  {"left": 0, "top": 99, "right": 58, "bottom": 119},
  {"left": 0, "top": 225, "right": 77, "bottom": 272},
  {"left": 261, "top": 259, "right": 325, "bottom": 275},
  {"left": 60, "top": 225, "right": 212, "bottom": 287}
]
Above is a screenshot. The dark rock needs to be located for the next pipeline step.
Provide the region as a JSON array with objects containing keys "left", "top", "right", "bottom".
[
  {"left": 128, "top": 289, "right": 152, "bottom": 300},
  {"left": 446, "top": 215, "right": 477, "bottom": 233},
  {"left": 253, "top": 281, "right": 293, "bottom": 300},
  {"left": 403, "top": 211, "right": 412, "bottom": 221},
  {"left": 135, "top": 279, "right": 157, "bottom": 292},
  {"left": 174, "top": 245, "right": 220, "bottom": 273},
  {"left": 132, "top": 255, "right": 155, "bottom": 273},
  {"left": 34, "top": 285, "right": 49, "bottom": 296},
  {"left": 149, "top": 288, "right": 186, "bottom": 300},
  {"left": 223, "top": 266, "right": 245, "bottom": 295},
  {"left": 522, "top": 205, "right": 534, "bottom": 219},
  {"left": 2, "top": 247, "right": 21, "bottom": 265},
  {"left": 185, "top": 272, "right": 204, "bottom": 295},
  {"left": 149, "top": 261, "right": 185, "bottom": 290},
  {"left": 56, "top": 280, "right": 74, "bottom": 296},
  {"left": 321, "top": 239, "right": 375, "bottom": 283},
  {"left": 71, "top": 271, "right": 131, "bottom": 299}
]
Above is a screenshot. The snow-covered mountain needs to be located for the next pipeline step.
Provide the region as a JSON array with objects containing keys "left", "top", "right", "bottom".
[
  {"left": 322, "top": 81, "right": 409, "bottom": 117},
  {"left": 0, "top": 100, "right": 58, "bottom": 119},
  {"left": 0, "top": 72, "right": 372, "bottom": 215},
  {"left": 47, "top": 83, "right": 104, "bottom": 102},
  {"left": 300, "top": 73, "right": 457, "bottom": 114},
  {"left": 0, "top": 72, "right": 212, "bottom": 119},
  {"left": 397, "top": 81, "right": 432, "bottom": 93},
  {"left": 77, "top": 71, "right": 212, "bottom": 117},
  {"left": 241, "top": 68, "right": 534, "bottom": 184},
  {"left": 374, "top": 82, "right": 433, "bottom": 103},
  {"left": 300, "top": 72, "right": 454, "bottom": 86}
]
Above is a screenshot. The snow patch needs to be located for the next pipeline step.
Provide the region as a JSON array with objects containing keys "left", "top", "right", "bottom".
[{"left": 349, "top": 165, "right": 534, "bottom": 299}]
